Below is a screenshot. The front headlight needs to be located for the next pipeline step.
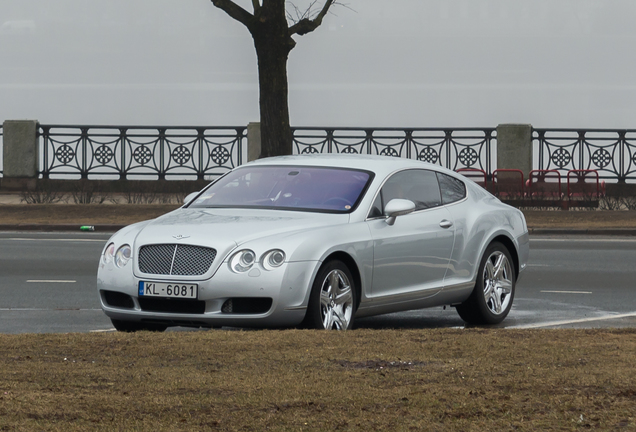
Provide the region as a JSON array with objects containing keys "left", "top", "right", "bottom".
[
  {"left": 230, "top": 249, "right": 256, "bottom": 273},
  {"left": 262, "top": 249, "right": 286, "bottom": 270},
  {"left": 102, "top": 242, "right": 115, "bottom": 264},
  {"left": 115, "top": 244, "right": 132, "bottom": 268}
]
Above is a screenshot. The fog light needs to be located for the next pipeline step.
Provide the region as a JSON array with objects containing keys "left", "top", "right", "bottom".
[{"left": 221, "top": 299, "right": 233, "bottom": 313}]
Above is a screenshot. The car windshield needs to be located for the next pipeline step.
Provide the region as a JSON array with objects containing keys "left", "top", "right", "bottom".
[{"left": 189, "top": 166, "right": 373, "bottom": 213}]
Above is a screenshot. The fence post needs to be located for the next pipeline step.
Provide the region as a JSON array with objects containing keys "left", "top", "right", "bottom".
[
  {"left": 247, "top": 122, "right": 261, "bottom": 162},
  {"left": 496, "top": 124, "right": 533, "bottom": 179},
  {"left": 1, "top": 120, "right": 39, "bottom": 191}
]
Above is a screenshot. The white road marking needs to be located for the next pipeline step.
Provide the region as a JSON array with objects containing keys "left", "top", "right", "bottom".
[
  {"left": 530, "top": 238, "right": 636, "bottom": 243},
  {"left": 2, "top": 238, "right": 105, "bottom": 242},
  {"left": 511, "top": 312, "right": 636, "bottom": 329},
  {"left": 527, "top": 264, "right": 552, "bottom": 267},
  {"left": 27, "top": 280, "right": 76, "bottom": 283},
  {"left": 89, "top": 329, "right": 116, "bottom": 333},
  {"left": 541, "top": 290, "right": 592, "bottom": 294},
  {"left": 0, "top": 308, "right": 101, "bottom": 311}
]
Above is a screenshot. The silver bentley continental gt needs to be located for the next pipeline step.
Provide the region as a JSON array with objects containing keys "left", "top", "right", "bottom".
[{"left": 97, "top": 154, "right": 529, "bottom": 331}]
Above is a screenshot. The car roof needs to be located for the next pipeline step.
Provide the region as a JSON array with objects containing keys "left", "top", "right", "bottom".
[{"left": 244, "top": 154, "right": 462, "bottom": 180}]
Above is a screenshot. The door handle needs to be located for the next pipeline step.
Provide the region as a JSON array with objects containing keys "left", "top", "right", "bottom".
[{"left": 439, "top": 219, "right": 453, "bottom": 229}]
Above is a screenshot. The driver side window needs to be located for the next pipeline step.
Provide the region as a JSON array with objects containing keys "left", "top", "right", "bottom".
[{"left": 368, "top": 169, "right": 442, "bottom": 218}]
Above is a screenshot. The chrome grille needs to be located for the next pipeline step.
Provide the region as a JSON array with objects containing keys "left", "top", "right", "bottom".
[
  {"left": 138, "top": 244, "right": 216, "bottom": 276},
  {"left": 138, "top": 244, "right": 174, "bottom": 275}
]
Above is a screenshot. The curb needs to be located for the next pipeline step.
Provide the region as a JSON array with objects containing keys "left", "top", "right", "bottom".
[
  {"left": 0, "top": 224, "right": 126, "bottom": 232},
  {"left": 529, "top": 228, "right": 636, "bottom": 236}
]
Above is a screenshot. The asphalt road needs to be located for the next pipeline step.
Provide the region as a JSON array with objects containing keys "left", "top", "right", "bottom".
[{"left": 0, "top": 232, "right": 635, "bottom": 333}]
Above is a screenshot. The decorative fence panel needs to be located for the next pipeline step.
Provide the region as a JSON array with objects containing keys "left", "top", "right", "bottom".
[
  {"left": 292, "top": 128, "right": 496, "bottom": 175},
  {"left": 534, "top": 129, "right": 636, "bottom": 182},
  {"left": 8, "top": 124, "right": 636, "bottom": 184},
  {"left": 39, "top": 125, "right": 247, "bottom": 180}
]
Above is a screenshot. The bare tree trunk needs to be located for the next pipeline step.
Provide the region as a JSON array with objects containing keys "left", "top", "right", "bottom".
[
  {"left": 211, "top": 0, "right": 337, "bottom": 158},
  {"left": 253, "top": 37, "right": 292, "bottom": 157},
  {"left": 250, "top": 0, "right": 293, "bottom": 157}
]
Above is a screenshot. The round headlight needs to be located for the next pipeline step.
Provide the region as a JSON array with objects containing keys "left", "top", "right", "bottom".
[
  {"left": 262, "top": 249, "right": 286, "bottom": 271},
  {"left": 115, "top": 244, "right": 132, "bottom": 268},
  {"left": 230, "top": 249, "right": 256, "bottom": 273},
  {"left": 102, "top": 242, "right": 115, "bottom": 264}
]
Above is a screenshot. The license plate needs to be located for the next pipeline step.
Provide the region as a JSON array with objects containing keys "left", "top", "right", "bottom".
[{"left": 139, "top": 281, "right": 198, "bottom": 299}]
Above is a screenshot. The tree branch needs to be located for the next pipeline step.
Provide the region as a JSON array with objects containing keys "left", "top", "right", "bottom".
[
  {"left": 251, "top": 0, "right": 261, "bottom": 13},
  {"left": 211, "top": 0, "right": 254, "bottom": 27},
  {"left": 288, "top": 0, "right": 335, "bottom": 36}
]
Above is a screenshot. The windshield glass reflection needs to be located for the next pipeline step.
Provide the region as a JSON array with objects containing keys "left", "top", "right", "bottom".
[{"left": 190, "top": 166, "right": 372, "bottom": 213}]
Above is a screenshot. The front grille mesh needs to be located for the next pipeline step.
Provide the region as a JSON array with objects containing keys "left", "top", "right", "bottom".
[
  {"left": 139, "top": 244, "right": 174, "bottom": 275},
  {"left": 138, "top": 244, "right": 217, "bottom": 276}
]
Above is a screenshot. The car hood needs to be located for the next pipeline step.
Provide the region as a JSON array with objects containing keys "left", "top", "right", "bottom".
[{"left": 133, "top": 207, "right": 350, "bottom": 256}]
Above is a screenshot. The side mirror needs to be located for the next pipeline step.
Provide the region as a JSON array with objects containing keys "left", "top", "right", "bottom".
[
  {"left": 183, "top": 191, "right": 199, "bottom": 205},
  {"left": 384, "top": 199, "right": 415, "bottom": 226}
]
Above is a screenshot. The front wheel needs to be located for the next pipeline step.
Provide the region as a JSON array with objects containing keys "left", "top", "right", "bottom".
[
  {"left": 303, "top": 260, "right": 356, "bottom": 330},
  {"left": 456, "top": 242, "right": 515, "bottom": 325},
  {"left": 111, "top": 319, "right": 167, "bottom": 333}
]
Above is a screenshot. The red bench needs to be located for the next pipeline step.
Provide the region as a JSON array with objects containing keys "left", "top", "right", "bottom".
[
  {"left": 456, "top": 168, "right": 487, "bottom": 189},
  {"left": 491, "top": 169, "right": 525, "bottom": 200}
]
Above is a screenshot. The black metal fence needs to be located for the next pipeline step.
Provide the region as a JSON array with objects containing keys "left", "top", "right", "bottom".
[
  {"left": 39, "top": 125, "right": 246, "bottom": 180},
  {"left": 35, "top": 126, "right": 496, "bottom": 180},
  {"left": 292, "top": 127, "right": 496, "bottom": 174},
  {"left": 534, "top": 129, "right": 636, "bottom": 182},
  {"left": 2, "top": 125, "right": 636, "bottom": 183}
]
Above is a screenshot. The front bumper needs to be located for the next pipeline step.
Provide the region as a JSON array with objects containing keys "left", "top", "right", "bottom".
[{"left": 97, "top": 260, "right": 319, "bottom": 328}]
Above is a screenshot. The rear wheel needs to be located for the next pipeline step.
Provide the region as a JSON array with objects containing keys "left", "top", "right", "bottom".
[
  {"left": 111, "top": 319, "right": 167, "bottom": 333},
  {"left": 456, "top": 242, "right": 515, "bottom": 325},
  {"left": 303, "top": 260, "right": 356, "bottom": 330}
]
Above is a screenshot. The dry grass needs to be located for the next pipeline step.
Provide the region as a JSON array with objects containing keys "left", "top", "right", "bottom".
[
  {"left": 522, "top": 210, "right": 636, "bottom": 229},
  {"left": 1, "top": 203, "right": 636, "bottom": 229},
  {"left": 0, "top": 204, "right": 180, "bottom": 225},
  {"left": 1, "top": 329, "right": 635, "bottom": 431},
  {"left": 1, "top": 205, "right": 636, "bottom": 229}
]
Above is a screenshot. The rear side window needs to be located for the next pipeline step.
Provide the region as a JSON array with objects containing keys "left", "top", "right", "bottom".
[{"left": 437, "top": 172, "right": 466, "bottom": 204}]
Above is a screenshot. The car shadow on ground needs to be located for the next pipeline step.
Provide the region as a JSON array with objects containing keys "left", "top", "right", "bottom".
[{"left": 353, "top": 308, "right": 467, "bottom": 329}]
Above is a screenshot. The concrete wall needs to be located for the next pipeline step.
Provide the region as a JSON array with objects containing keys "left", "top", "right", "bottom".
[
  {"left": 496, "top": 124, "right": 533, "bottom": 179},
  {"left": 1, "top": 120, "right": 39, "bottom": 190},
  {"left": 247, "top": 122, "right": 261, "bottom": 162}
]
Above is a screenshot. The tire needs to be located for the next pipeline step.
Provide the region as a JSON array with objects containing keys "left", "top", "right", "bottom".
[
  {"left": 111, "top": 319, "right": 167, "bottom": 333},
  {"left": 302, "top": 260, "right": 357, "bottom": 330},
  {"left": 456, "top": 242, "right": 516, "bottom": 325}
]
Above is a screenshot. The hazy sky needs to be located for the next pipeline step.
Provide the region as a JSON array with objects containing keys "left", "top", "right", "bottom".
[{"left": 1, "top": 0, "right": 636, "bottom": 128}]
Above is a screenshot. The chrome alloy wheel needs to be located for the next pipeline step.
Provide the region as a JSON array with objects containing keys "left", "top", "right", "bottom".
[
  {"left": 319, "top": 269, "right": 354, "bottom": 330},
  {"left": 482, "top": 250, "right": 513, "bottom": 315}
]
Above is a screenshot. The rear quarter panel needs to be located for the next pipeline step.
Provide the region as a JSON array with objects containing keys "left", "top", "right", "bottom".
[{"left": 442, "top": 183, "right": 528, "bottom": 297}]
